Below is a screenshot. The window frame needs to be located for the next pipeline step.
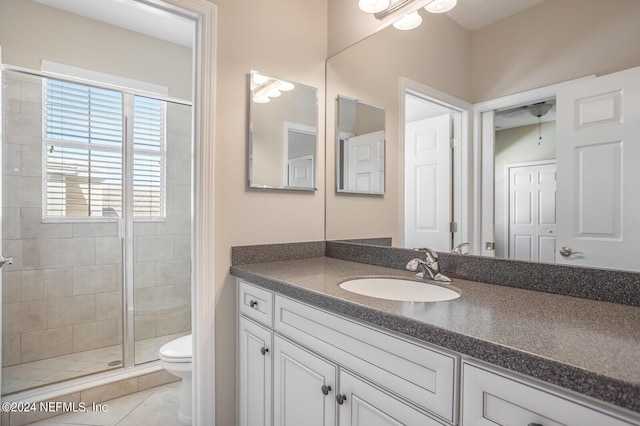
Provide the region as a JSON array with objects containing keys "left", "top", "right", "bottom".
[{"left": 41, "top": 77, "right": 169, "bottom": 223}]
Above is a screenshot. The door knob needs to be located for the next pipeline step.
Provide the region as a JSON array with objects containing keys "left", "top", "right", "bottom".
[
  {"left": 559, "top": 246, "right": 583, "bottom": 257},
  {"left": 0, "top": 256, "right": 14, "bottom": 268}
]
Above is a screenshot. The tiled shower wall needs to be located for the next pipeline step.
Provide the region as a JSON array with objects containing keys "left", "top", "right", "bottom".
[{"left": 1, "top": 72, "right": 192, "bottom": 369}]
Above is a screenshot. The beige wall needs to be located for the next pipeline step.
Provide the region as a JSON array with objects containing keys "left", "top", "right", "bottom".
[
  {"left": 326, "top": 11, "right": 471, "bottom": 244},
  {"left": 471, "top": 0, "right": 640, "bottom": 102},
  {"left": 213, "top": 0, "right": 327, "bottom": 424},
  {"left": 0, "top": 0, "right": 192, "bottom": 100}
]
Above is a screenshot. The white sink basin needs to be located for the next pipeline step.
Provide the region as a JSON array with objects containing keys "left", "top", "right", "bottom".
[{"left": 339, "top": 277, "right": 460, "bottom": 302}]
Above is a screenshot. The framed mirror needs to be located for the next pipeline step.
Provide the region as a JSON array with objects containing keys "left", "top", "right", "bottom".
[
  {"left": 336, "top": 96, "right": 385, "bottom": 194},
  {"left": 249, "top": 70, "right": 318, "bottom": 190}
]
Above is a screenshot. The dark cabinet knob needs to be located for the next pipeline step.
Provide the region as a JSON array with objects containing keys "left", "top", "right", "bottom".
[
  {"left": 528, "top": 423, "right": 543, "bottom": 426},
  {"left": 336, "top": 394, "right": 347, "bottom": 405},
  {"left": 260, "top": 347, "right": 269, "bottom": 355},
  {"left": 321, "top": 385, "right": 332, "bottom": 395},
  {"left": 249, "top": 300, "right": 258, "bottom": 308}
]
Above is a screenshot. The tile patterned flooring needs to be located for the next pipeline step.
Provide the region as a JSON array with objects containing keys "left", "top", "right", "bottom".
[
  {"left": 29, "top": 382, "right": 183, "bottom": 426},
  {"left": 2, "top": 333, "right": 188, "bottom": 395}
]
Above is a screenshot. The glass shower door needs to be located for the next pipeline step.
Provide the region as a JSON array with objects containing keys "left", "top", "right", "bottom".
[
  {"left": 132, "top": 99, "right": 192, "bottom": 365},
  {"left": 1, "top": 71, "right": 125, "bottom": 395}
]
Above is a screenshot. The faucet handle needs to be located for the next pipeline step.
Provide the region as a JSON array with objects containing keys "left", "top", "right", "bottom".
[
  {"left": 451, "top": 243, "right": 469, "bottom": 255},
  {"left": 414, "top": 247, "right": 438, "bottom": 260}
]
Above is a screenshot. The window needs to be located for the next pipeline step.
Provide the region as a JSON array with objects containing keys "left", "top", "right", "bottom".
[{"left": 44, "top": 79, "right": 166, "bottom": 220}]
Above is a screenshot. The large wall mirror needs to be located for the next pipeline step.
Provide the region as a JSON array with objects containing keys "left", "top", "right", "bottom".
[
  {"left": 336, "top": 95, "right": 385, "bottom": 194},
  {"left": 249, "top": 70, "right": 318, "bottom": 190},
  {"left": 325, "top": 0, "right": 640, "bottom": 273}
]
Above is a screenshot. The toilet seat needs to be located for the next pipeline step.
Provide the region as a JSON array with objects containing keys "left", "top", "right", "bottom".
[{"left": 159, "top": 335, "right": 192, "bottom": 363}]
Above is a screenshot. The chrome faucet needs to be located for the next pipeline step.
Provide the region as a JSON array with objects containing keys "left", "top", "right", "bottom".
[
  {"left": 451, "top": 242, "right": 469, "bottom": 255},
  {"left": 406, "top": 248, "right": 452, "bottom": 283}
]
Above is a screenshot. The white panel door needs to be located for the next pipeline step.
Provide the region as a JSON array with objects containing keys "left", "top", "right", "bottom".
[
  {"left": 288, "top": 155, "right": 314, "bottom": 188},
  {"left": 556, "top": 66, "right": 640, "bottom": 271},
  {"left": 404, "top": 114, "right": 452, "bottom": 251},
  {"left": 345, "top": 130, "right": 385, "bottom": 193},
  {"left": 239, "top": 317, "right": 273, "bottom": 426},
  {"left": 337, "top": 371, "right": 444, "bottom": 426},
  {"left": 273, "top": 335, "right": 336, "bottom": 426},
  {"left": 508, "top": 162, "right": 557, "bottom": 262}
]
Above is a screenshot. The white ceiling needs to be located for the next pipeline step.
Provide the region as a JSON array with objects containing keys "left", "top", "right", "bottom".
[
  {"left": 34, "top": 0, "right": 194, "bottom": 48},
  {"left": 34, "top": 0, "right": 545, "bottom": 51},
  {"left": 446, "top": 0, "right": 545, "bottom": 32},
  {"left": 495, "top": 103, "right": 556, "bottom": 130}
]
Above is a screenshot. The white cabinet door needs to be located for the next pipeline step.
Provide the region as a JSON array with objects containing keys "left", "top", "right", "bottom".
[
  {"left": 337, "top": 371, "right": 445, "bottom": 426},
  {"left": 273, "top": 336, "right": 337, "bottom": 426},
  {"left": 462, "top": 362, "right": 638, "bottom": 426},
  {"left": 239, "top": 317, "right": 273, "bottom": 426}
]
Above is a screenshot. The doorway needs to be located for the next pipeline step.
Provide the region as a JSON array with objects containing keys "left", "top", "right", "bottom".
[{"left": 402, "top": 88, "right": 468, "bottom": 251}]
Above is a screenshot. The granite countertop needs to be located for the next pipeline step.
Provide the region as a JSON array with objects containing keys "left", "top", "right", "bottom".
[{"left": 231, "top": 256, "right": 640, "bottom": 415}]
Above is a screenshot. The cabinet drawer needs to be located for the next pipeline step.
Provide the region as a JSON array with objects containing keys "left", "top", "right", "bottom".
[
  {"left": 275, "top": 295, "right": 457, "bottom": 423},
  {"left": 462, "top": 362, "right": 639, "bottom": 426},
  {"left": 239, "top": 281, "right": 273, "bottom": 327}
]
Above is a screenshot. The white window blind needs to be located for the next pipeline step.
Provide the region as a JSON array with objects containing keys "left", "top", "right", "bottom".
[
  {"left": 44, "top": 79, "right": 166, "bottom": 220},
  {"left": 133, "top": 96, "right": 166, "bottom": 218}
]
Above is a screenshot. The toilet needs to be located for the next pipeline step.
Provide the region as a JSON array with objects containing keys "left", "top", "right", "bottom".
[{"left": 159, "top": 334, "right": 193, "bottom": 425}]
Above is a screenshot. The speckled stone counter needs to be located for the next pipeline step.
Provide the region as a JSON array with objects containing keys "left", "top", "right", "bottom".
[{"left": 230, "top": 256, "right": 640, "bottom": 416}]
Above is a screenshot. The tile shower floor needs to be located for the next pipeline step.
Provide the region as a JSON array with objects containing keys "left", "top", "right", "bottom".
[{"left": 2, "top": 332, "right": 188, "bottom": 395}]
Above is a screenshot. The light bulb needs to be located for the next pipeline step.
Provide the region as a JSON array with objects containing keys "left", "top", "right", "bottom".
[
  {"left": 424, "top": 0, "right": 457, "bottom": 14},
  {"left": 278, "top": 81, "right": 295, "bottom": 91},
  {"left": 253, "top": 94, "right": 270, "bottom": 104},
  {"left": 358, "top": 0, "right": 390, "bottom": 14},
  {"left": 267, "top": 88, "right": 281, "bottom": 98},
  {"left": 393, "top": 11, "right": 422, "bottom": 30}
]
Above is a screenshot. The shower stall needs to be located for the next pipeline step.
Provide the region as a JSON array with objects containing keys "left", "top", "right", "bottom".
[{"left": 1, "top": 69, "right": 193, "bottom": 395}]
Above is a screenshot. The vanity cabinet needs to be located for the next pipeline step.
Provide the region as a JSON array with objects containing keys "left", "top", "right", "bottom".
[
  {"left": 238, "top": 279, "right": 454, "bottom": 426},
  {"left": 237, "top": 278, "right": 640, "bottom": 426},
  {"left": 461, "top": 362, "right": 638, "bottom": 426}
]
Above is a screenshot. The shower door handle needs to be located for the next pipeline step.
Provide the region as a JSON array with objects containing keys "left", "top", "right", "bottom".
[{"left": 0, "top": 256, "right": 14, "bottom": 268}]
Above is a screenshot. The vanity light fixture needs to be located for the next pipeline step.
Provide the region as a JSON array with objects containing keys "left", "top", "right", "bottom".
[
  {"left": 252, "top": 72, "right": 294, "bottom": 104},
  {"left": 359, "top": 0, "right": 457, "bottom": 31},
  {"left": 424, "top": 0, "right": 457, "bottom": 14},
  {"left": 359, "top": 0, "right": 390, "bottom": 14}
]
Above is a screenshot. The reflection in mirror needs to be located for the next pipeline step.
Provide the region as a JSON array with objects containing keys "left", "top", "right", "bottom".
[
  {"left": 325, "top": 0, "right": 640, "bottom": 273},
  {"left": 249, "top": 70, "right": 318, "bottom": 190},
  {"left": 337, "top": 96, "right": 385, "bottom": 194},
  {"left": 493, "top": 99, "right": 557, "bottom": 262}
]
